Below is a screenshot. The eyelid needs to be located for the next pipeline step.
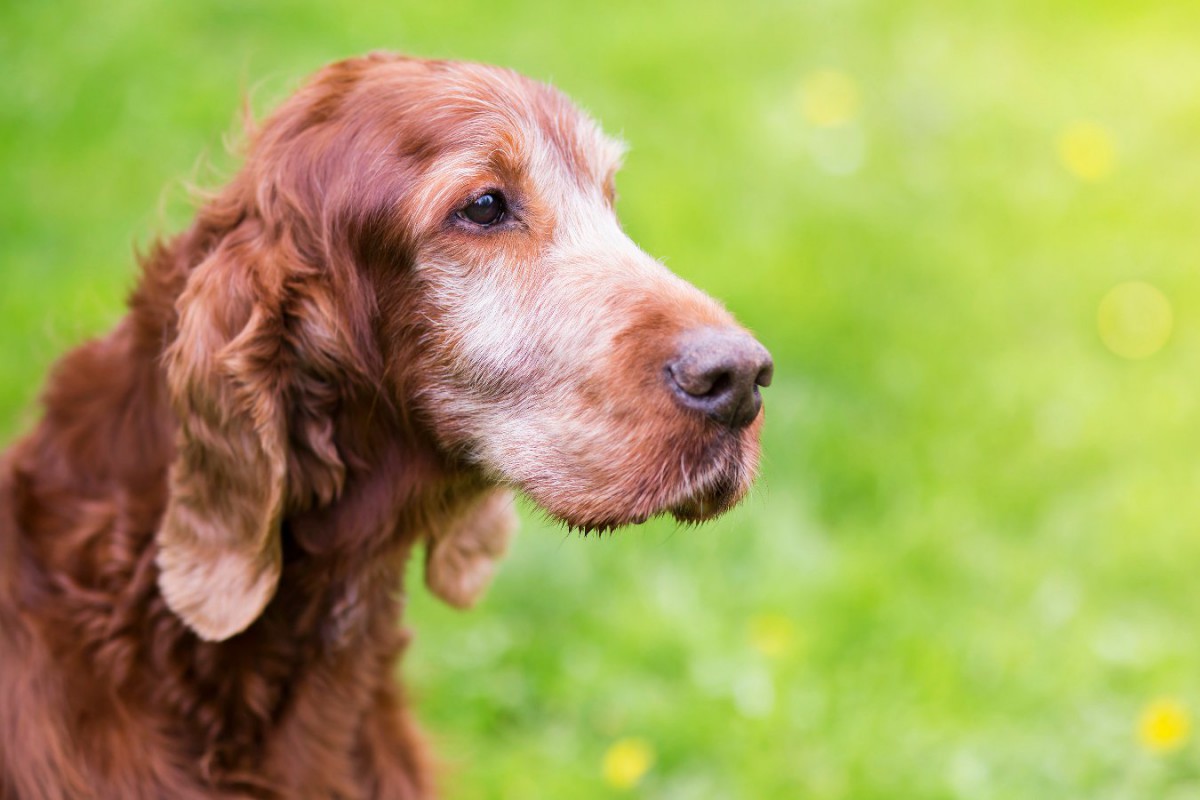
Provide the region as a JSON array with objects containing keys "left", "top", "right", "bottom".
[{"left": 450, "top": 187, "right": 502, "bottom": 216}]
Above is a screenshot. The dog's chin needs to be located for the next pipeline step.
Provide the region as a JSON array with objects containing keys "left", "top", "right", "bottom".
[
  {"left": 667, "top": 464, "right": 747, "bottom": 523},
  {"left": 665, "top": 423, "right": 760, "bottom": 524},
  {"left": 522, "top": 474, "right": 744, "bottom": 533},
  {"left": 535, "top": 452, "right": 754, "bottom": 532},
  {"left": 668, "top": 488, "right": 739, "bottom": 523},
  {"left": 499, "top": 416, "right": 763, "bottom": 533}
]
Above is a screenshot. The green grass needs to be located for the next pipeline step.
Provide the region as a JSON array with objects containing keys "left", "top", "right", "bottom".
[{"left": 6, "top": 1, "right": 1200, "bottom": 796}]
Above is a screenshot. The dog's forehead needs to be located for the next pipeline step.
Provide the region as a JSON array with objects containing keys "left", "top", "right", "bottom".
[
  {"left": 412, "top": 61, "right": 626, "bottom": 184},
  {"left": 520, "top": 83, "right": 626, "bottom": 186}
]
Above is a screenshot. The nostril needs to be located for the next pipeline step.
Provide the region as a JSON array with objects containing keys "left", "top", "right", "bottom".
[
  {"left": 671, "top": 365, "right": 733, "bottom": 400},
  {"left": 705, "top": 371, "right": 733, "bottom": 399},
  {"left": 667, "top": 328, "right": 773, "bottom": 430},
  {"left": 755, "top": 360, "right": 774, "bottom": 389}
]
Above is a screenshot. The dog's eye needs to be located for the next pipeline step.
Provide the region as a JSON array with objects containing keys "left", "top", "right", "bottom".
[{"left": 460, "top": 192, "right": 506, "bottom": 226}]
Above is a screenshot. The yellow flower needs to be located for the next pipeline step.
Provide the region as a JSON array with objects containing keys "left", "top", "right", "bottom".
[
  {"left": 1138, "top": 698, "right": 1190, "bottom": 753},
  {"left": 800, "top": 70, "right": 860, "bottom": 127},
  {"left": 1096, "top": 281, "right": 1173, "bottom": 360},
  {"left": 602, "top": 737, "right": 655, "bottom": 790},
  {"left": 1058, "top": 122, "right": 1114, "bottom": 182},
  {"left": 749, "top": 613, "right": 797, "bottom": 659}
]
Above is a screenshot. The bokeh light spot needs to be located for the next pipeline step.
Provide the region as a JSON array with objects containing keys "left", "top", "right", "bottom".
[
  {"left": 1138, "top": 698, "right": 1190, "bottom": 753},
  {"left": 602, "top": 737, "right": 655, "bottom": 790},
  {"left": 801, "top": 70, "right": 860, "bottom": 127},
  {"left": 749, "top": 612, "right": 797, "bottom": 658},
  {"left": 1058, "top": 122, "right": 1114, "bottom": 182},
  {"left": 1097, "top": 281, "right": 1173, "bottom": 359}
]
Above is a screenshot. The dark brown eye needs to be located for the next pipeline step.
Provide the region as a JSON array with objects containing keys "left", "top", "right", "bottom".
[{"left": 460, "top": 192, "right": 506, "bottom": 226}]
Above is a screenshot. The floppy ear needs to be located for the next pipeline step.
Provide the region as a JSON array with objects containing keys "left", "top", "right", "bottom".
[
  {"left": 425, "top": 488, "right": 518, "bottom": 609},
  {"left": 156, "top": 231, "right": 305, "bottom": 641}
]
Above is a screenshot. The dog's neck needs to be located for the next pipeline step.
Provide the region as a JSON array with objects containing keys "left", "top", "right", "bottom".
[{"left": 3, "top": 231, "right": 461, "bottom": 781}]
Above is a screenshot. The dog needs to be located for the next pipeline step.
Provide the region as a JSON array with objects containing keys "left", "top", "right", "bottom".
[{"left": 0, "top": 53, "right": 772, "bottom": 798}]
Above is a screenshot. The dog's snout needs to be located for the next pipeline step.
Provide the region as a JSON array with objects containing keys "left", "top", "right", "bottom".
[{"left": 667, "top": 328, "right": 773, "bottom": 429}]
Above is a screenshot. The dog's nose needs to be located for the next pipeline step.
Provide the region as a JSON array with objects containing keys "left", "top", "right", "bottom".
[{"left": 667, "top": 328, "right": 773, "bottom": 429}]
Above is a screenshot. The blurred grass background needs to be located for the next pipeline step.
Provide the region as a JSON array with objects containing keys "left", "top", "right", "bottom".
[{"left": 5, "top": 1, "right": 1200, "bottom": 797}]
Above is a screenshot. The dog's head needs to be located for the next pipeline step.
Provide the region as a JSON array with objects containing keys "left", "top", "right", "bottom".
[{"left": 155, "top": 54, "right": 772, "bottom": 640}]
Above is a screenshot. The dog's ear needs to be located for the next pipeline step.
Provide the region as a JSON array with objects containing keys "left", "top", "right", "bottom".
[
  {"left": 156, "top": 221, "right": 350, "bottom": 641},
  {"left": 156, "top": 233, "right": 292, "bottom": 641},
  {"left": 425, "top": 489, "right": 518, "bottom": 609}
]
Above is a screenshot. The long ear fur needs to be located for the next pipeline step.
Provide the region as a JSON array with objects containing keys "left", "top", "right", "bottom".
[
  {"left": 156, "top": 231, "right": 293, "bottom": 641},
  {"left": 156, "top": 218, "right": 352, "bottom": 641},
  {"left": 154, "top": 62, "right": 390, "bottom": 640}
]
